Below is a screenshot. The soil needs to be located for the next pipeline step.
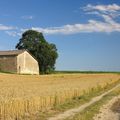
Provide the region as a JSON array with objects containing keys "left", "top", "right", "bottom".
[{"left": 93, "top": 96, "right": 120, "bottom": 120}]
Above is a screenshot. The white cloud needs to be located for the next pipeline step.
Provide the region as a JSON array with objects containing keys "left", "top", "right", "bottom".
[
  {"left": 32, "top": 19, "right": 120, "bottom": 34},
  {"left": 21, "top": 15, "right": 34, "bottom": 20},
  {"left": 0, "top": 24, "right": 15, "bottom": 30},
  {"left": 84, "top": 4, "right": 120, "bottom": 19},
  {"left": 31, "top": 4, "right": 120, "bottom": 34},
  {"left": 5, "top": 31, "right": 21, "bottom": 37},
  {"left": 5, "top": 4, "right": 120, "bottom": 37},
  {"left": 20, "top": 28, "right": 28, "bottom": 32},
  {"left": 84, "top": 4, "right": 120, "bottom": 12}
]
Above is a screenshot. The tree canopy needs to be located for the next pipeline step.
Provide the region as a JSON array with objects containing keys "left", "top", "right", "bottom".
[{"left": 16, "top": 30, "right": 58, "bottom": 74}]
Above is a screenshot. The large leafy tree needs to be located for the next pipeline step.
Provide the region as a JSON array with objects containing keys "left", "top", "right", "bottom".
[{"left": 16, "top": 30, "right": 58, "bottom": 74}]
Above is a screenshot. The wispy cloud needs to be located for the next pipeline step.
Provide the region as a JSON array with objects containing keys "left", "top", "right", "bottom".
[
  {"left": 5, "top": 31, "right": 21, "bottom": 37},
  {"left": 31, "top": 4, "right": 120, "bottom": 34},
  {"left": 83, "top": 4, "right": 120, "bottom": 18},
  {"left": 4, "top": 4, "right": 120, "bottom": 37},
  {"left": 21, "top": 15, "right": 34, "bottom": 20},
  {"left": 32, "top": 20, "right": 120, "bottom": 34},
  {"left": 83, "top": 4, "right": 120, "bottom": 12},
  {"left": 0, "top": 24, "right": 18, "bottom": 37},
  {"left": 0, "top": 24, "right": 16, "bottom": 30}
]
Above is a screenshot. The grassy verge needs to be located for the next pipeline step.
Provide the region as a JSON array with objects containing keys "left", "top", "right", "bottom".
[
  {"left": 26, "top": 79, "right": 120, "bottom": 120},
  {"left": 0, "top": 70, "right": 120, "bottom": 75},
  {"left": 0, "top": 70, "right": 15, "bottom": 74},
  {"left": 54, "top": 71, "right": 120, "bottom": 74},
  {"left": 65, "top": 87, "right": 120, "bottom": 120}
]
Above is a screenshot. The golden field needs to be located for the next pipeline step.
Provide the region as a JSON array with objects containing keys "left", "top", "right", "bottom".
[{"left": 0, "top": 73, "right": 120, "bottom": 119}]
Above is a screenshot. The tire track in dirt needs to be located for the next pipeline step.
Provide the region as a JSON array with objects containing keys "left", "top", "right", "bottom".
[
  {"left": 93, "top": 95, "right": 120, "bottom": 120},
  {"left": 48, "top": 83, "right": 120, "bottom": 120}
]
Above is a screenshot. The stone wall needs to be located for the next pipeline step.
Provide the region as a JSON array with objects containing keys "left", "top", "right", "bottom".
[
  {"left": 0, "top": 51, "right": 39, "bottom": 74},
  {"left": 0, "top": 55, "right": 17, "bottom": 73}
]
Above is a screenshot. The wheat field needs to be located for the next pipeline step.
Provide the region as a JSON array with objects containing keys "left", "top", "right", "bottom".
[{"left": 0, "top": 73, "right": 119, "bottom": 119}]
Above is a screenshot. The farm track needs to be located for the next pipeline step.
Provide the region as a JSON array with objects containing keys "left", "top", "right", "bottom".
[
  {"left": 48, "top": 83, "right": 120, "bottom": 120},
  {"left": 93, "top": 95, "right": 120, "bottom": 120}
]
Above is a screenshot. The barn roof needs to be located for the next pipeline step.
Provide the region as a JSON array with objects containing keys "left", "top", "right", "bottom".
[{"left": 0, "top": 50, "right": 26, "bottom": 56}]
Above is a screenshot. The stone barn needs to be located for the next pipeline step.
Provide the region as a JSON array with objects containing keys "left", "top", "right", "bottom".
[{"left": 0, "top": 50, "right": 39, "bottom": 74}]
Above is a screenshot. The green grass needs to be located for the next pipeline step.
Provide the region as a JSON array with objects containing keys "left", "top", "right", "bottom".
[
  {"left": 0, "top": 70, "right": 120, "bottom": 75},
  {"left": 54, "top": 70, "right": 120, "bottom": 74},
  {"left": 0, "top": 70, "right": 15, "bottom": 74}
]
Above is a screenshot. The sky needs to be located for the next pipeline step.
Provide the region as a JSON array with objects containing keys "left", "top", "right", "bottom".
[{"left": 0, "top": 0, "right": 120, "bottom": 71}]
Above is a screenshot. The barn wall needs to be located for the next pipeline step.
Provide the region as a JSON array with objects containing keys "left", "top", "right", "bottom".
[
  {"left": 17, "top": 51, "right": 39, "bottom": 74},
  {"left": 0, "top": 55, "right": 17, "bottom": 73},
  {"left": 17, "top": 52, "right": 25, "bottom": 74}
]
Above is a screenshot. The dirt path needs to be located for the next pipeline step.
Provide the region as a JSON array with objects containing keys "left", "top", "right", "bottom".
[
  {"left": 93, "top": 96, "right": 120, "bottom": 120},
  {"left": 48, "top": 84, "right": 120, "bottom": 120}
]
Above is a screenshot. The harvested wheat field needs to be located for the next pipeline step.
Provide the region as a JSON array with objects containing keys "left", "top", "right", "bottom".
[{"left": 0, "top": 73, "right": 120, "bottom": 119}]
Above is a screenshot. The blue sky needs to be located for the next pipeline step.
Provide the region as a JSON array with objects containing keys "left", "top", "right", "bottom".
[{"left": 0, "top": 0, "right": 120, "bottom": 71}]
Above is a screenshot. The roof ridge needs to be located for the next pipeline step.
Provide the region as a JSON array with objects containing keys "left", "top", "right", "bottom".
[{"left": 0, "top": 49, "right": 26, "bottom": 56}]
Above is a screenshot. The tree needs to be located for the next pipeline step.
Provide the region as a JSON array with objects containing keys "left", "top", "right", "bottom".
[{"left": 16, "top": 30, "right": 58, "bottom": 74}]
